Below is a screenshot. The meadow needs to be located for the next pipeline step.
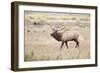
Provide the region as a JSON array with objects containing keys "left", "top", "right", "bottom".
[{"left": 24, "top": 11, "right": 90, "bottom": 61}]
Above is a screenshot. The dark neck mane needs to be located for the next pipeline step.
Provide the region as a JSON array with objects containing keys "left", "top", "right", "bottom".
[{"left": 52, "top": 31, "right": 62, "bottom": 41}]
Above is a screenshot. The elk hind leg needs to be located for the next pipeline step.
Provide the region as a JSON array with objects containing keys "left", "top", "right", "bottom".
[{"left": 75, "top": 40, "right": 79, "bottom": 48}]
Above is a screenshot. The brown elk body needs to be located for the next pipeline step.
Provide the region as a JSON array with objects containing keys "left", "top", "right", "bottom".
[{"left": 51, "top": 29, "right": 79, "bottom": 49}]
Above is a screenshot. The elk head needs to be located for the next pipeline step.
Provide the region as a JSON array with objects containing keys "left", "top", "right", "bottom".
[{"left": 50, "top": 25, "right": 65, "bottom": 41}]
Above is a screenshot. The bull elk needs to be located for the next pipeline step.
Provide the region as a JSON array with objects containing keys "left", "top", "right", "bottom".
[{"left": 50, "top": 26, "right": 79, "bottom": 49}]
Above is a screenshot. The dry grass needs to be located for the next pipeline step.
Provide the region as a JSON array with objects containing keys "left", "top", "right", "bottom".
[{"left": 24, "top": 11, "right": 90, "bottom": 61}]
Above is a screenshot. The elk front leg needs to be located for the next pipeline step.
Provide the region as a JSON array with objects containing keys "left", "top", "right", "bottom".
[
  {"left": 65, "top": 41, "right": 68, "bottom": 49},
  {"left": 60, "top": 42, "right": 64, "bottom": 49}
]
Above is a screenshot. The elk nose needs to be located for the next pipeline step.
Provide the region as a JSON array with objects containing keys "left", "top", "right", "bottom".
[{"left": 51, "top": 34, "right": 53, "bottom": 36}]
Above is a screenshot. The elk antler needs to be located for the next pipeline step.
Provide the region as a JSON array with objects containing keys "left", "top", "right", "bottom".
[
  {"left": 58, "top": 27, "right": 65, "bottom": 31},
  {"left": 56, "top": 26, "right": 65, "bottom": 31}
]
